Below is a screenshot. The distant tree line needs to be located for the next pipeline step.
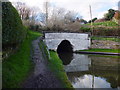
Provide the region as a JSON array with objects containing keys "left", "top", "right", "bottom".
[{"left": 13, "top": 1, "right": 88, "bottom": 31}]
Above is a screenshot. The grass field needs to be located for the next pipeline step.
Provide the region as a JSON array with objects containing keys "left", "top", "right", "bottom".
[
  {"left": 86, "top": 21, "right": 119, "bottom": 26},
  {"left": 3, "top": 30, "right": 42, "bottom": 88}
]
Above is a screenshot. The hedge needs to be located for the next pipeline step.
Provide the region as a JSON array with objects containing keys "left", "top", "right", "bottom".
[{"left": 2, "top": 2, "right": 27, "bottom": 49}]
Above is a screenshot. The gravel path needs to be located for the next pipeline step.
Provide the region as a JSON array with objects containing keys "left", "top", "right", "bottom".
[{"left": 22, "top": 37, "right": 62, "bottom": 88}]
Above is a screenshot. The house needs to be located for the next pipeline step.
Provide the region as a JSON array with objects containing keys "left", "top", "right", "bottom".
[
  {"left": 113, "top": 11, "right": 120, "bottom": 24},
  {"left": 94, "top": 18, "right": 106, "bottom": 23}
]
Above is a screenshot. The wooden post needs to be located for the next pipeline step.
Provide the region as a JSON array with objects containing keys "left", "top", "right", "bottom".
[
  {"left": 90, "top": 6, "right": 94, "bottom": 89},
  {"left": 89, "top": 5, "right": 93, "bottom": 36},
  {"left": 45, "top": 0, "right": 48, "bottom": 26}
]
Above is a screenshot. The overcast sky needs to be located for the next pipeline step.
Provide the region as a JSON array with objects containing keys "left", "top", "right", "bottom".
[{"left": 9, "top": 0, "right": 120, "bottom": 21}]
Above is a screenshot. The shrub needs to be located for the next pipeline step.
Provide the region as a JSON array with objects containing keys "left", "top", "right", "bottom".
[
  {"left": 2, "top": 2, "right": 27, "bottom": 49},
  {"left": 51, "top": 25, "right": 63, "bottom": 31},
  {"left": 29, "top": 25, "right": 41, "bottom": 31}
]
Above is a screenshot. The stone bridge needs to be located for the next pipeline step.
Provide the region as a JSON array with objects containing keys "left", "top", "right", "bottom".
[{"left": 43, "top": 33, "right": 91, "bottom": 52}]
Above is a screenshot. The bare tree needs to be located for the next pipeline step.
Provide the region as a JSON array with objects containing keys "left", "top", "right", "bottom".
[
  {"left": 15, "top": 2, "right": 31, "bottom": 20},
  {"left": 48, "top": 7, "right": 66, "bottom": 27},
  {"left": 64, "top": 11, "right": 78, "bottom": 24},
  {"left": 42, "top": 1, "right": 82, "bottom": 31},
  {"left": 14, "top": 2, "right": 43, "bottom": 27}
]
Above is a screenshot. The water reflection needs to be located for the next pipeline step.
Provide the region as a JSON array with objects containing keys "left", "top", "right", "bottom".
[
  {"left": 71, "top": 74, "right": 111, "bottom": 88},
  {"left": 58, "top": 53, "right": 120, "bottom": 88},
  {"left": 58, "top": 52, "right": 73, "bottom": 65},
  {"left": 64, "top": 54, "right": 91, "bottom": 72}
]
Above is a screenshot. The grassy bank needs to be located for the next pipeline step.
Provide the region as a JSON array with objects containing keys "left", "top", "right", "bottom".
[
  {"left": 89, "top": 54, "right": 120, "bottom": 58},
  {"left": 49, "top": 51, "right": 73, "bottom": 88},
  {"left": 86, "top": 21, "right": 119, "bottom": 26},
  {"left": 3, "top": 30, "right": 42, "bottom": 88},
  {"left": 79, "top": 48, "right": 120, "bottom": 53},
  {"left": 39, "top": 40, "right": 73, "bottom": 88},
  {"left": 81, "top": 21, "right": 119, "bottom": 36}
]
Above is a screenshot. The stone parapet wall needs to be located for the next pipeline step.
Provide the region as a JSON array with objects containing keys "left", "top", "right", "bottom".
[{"left": 44, "top": 33, "right": 91, "bottom": 51}]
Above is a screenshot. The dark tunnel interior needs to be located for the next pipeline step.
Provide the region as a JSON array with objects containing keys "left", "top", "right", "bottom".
[
  {"left": 57, "top": 40, "right": 73, "bottom": 53},
  {"left": 57, "top": 40, "right": 73, "bottom": 65}
]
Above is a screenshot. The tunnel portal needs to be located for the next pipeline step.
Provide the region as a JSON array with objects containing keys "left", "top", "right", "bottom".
[{"left": 57, "top": 40, "right": 73, "bottom": 53}]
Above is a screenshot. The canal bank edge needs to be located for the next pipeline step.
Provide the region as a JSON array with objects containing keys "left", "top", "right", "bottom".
[
  {"left": 39, "top": 38, "right": 74, "bottom": 88},
  {"left": 75, "top": 51, "right": 120, "bottom": 56}
]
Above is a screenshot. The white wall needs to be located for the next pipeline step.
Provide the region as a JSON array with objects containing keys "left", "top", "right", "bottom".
[{"left": 44, "top": 33, "right": 91, "bottom": 51}]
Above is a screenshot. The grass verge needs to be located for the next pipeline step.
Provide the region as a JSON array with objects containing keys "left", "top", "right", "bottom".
[
  {"left": 3, "top": 30, "right": 42, "bottom": 88},
  {"left": 39, "top": 40, "right": 73, "bottom": 88},
  {"left": 79, "top": 48, "right": 120, "bottom": 53},
  {"left": 89, "top": 54, "right": 120, "bottom": 58},
  {"left": 49, "top": 51, "right": 73, "bottom": 88}
]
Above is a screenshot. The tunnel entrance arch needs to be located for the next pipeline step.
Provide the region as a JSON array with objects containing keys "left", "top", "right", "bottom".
[
  {"left": 57, "top": 40, "right": 73, "bottom": 53},
  {"left": 57, "top": 40, "right": 73, "bottom": 65}
]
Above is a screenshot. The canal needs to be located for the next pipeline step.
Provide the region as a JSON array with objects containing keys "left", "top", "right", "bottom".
[{"left": 58, "top": 53, "right": 120, "bottom": 88}]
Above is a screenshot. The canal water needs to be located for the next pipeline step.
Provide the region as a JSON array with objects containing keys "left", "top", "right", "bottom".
[{"left": 58, "top": 53, "right": 120, "bottom": 88}]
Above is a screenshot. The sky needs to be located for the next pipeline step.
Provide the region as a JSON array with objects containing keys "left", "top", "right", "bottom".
[{"left": 9, "top": 0, "right": 120, "bottom": 21}]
